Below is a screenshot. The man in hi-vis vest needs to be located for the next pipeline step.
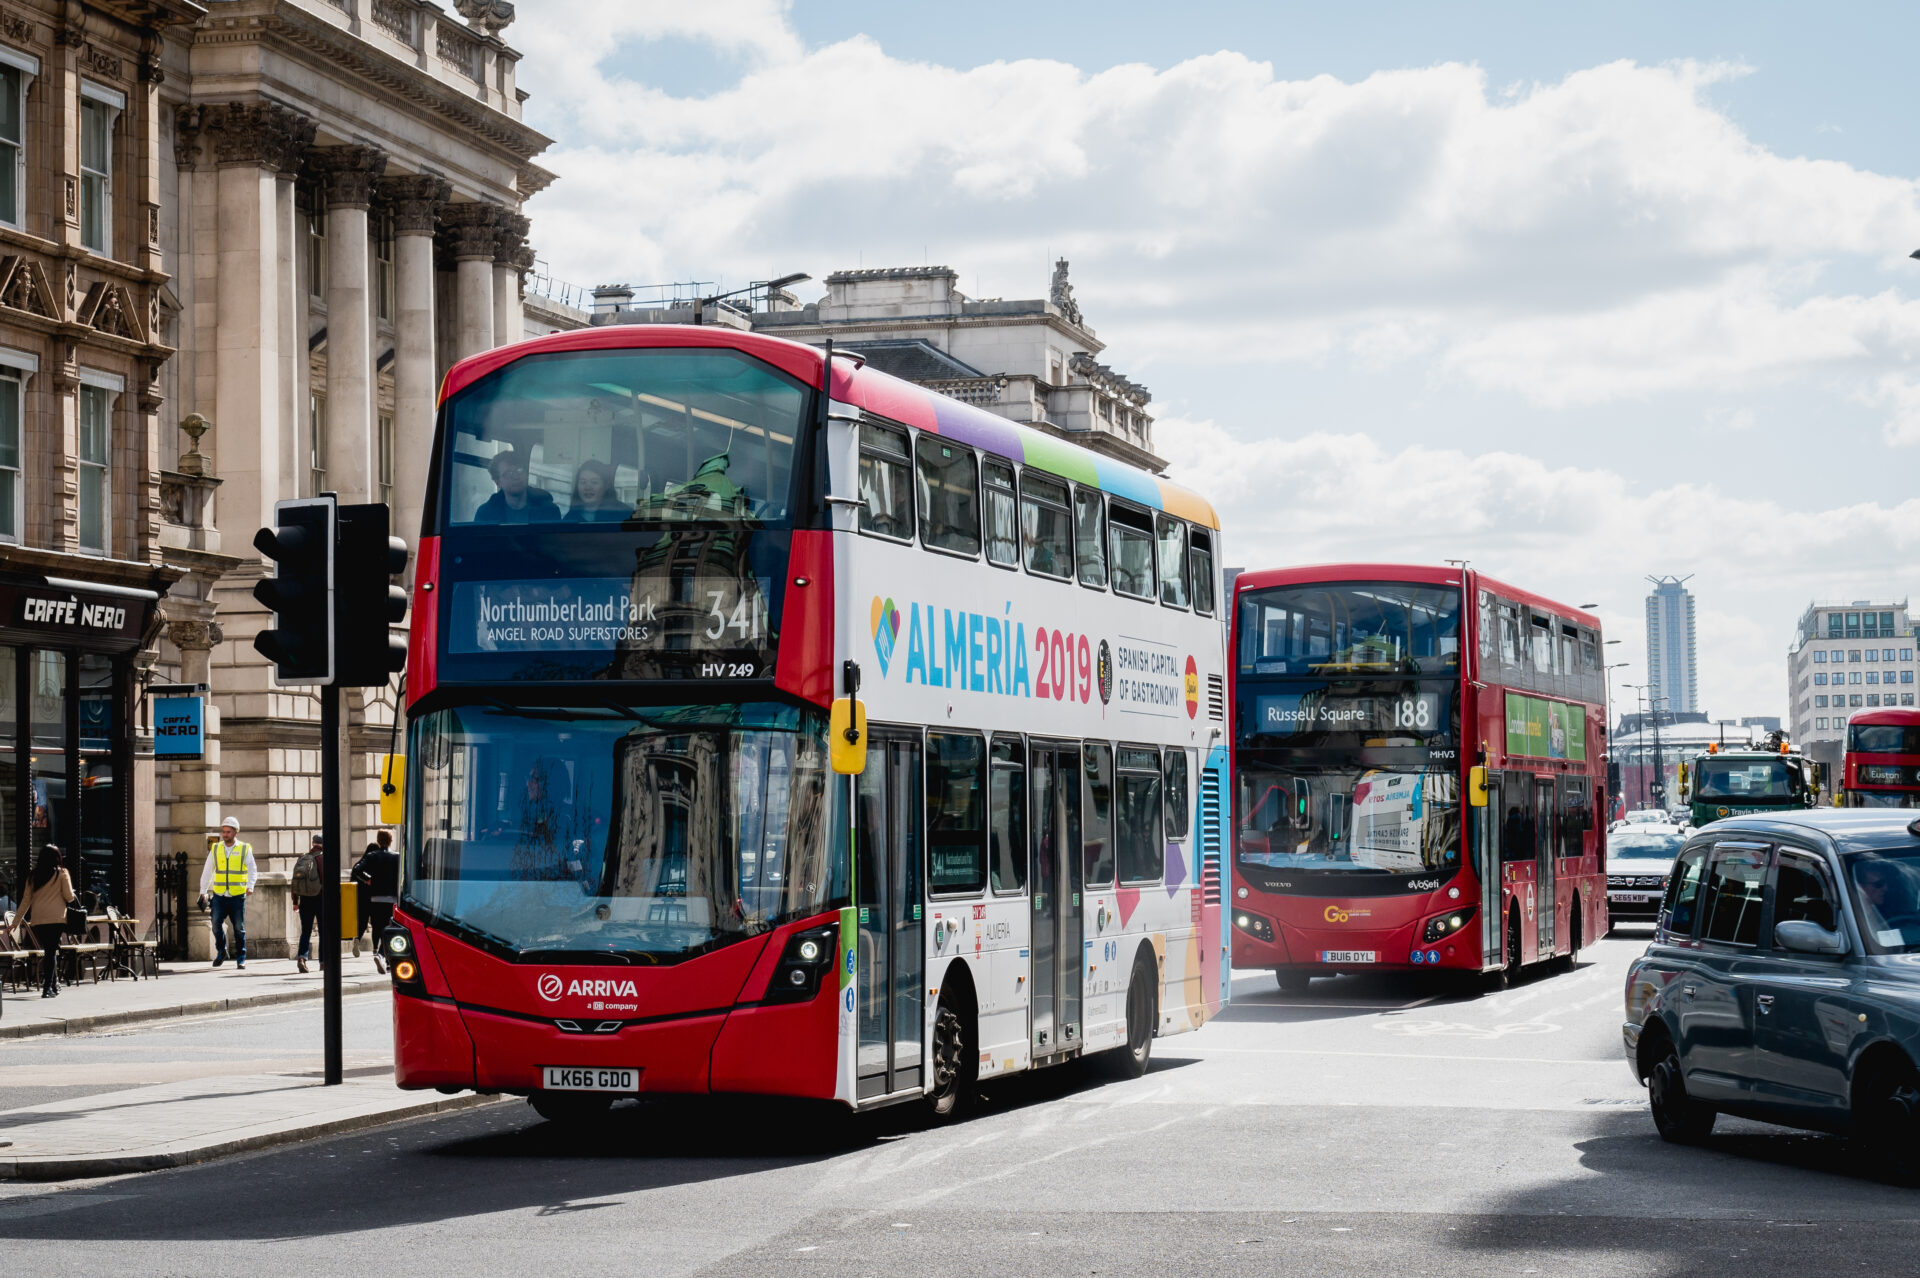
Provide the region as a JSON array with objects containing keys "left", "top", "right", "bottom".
[{"left": 198, "top": 815, "right": 257, "bottom": 969}]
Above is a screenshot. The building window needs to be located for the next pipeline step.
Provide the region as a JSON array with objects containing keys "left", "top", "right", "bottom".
[
  {"left": 1829, "top": 615, "right": 1844, "bottom": 637},
  {"left": 0, "top": 49, "right": 33, "bottom": 228},
  {"left": 1851, "top": 671, "right": 1863, "bottom": 685},
  {"left": 1884, "top": 611, "right": 1896, "bottom": 629},
  {"left": 1813, "top": 672, "right": 1826, "bottom": 686},
  {"left": 1815, "top": 695, "right": 1828, "bottom": 707},
  {"left": 1814, "top": 650, "right": 1826, "bottom": 663},
  {"left": 1868, "top": 694, "right": 1882, "bottom": 707},
  {"left": 77, "top": 376, "right": 118, "bottom": 554},
  {"left": 78, "top": 83, "right": 123, "bottom": 255},
  {"left": 377, "top": 412, "right": 394, "bottom": 506},
  {"left": 1852, "top": 695, "right": 1864, "bottom": 707},
  {"left": 375, "top": 210, "right": 395, "bottom": 322},
  {"left": 1867, "top": 671, "right": 1878, "bottom": 685},
  {"left": 1885, "top": 648, "right": 1897, "bottom": 662},
  {"left": 1816, "top": 717, "right": 1828, "bottom": 730},
  {"left": 1904, "top": 649, "right": 1914, "bottom": 662},
  {"left": 307, "top": 204, "right": 326, "bottom": 301},
  {"left": 0, "top": 363, "right": 20, "bottom": 542},
  {"left": 1905, "top": 670, "right": 1915, "bottom": 685},
  {"left": 308, "top": 392, "right": 326, "bottom": 495},
  {"left": 1849, "top": 650, "right": 1861, "bottom": 662},
  {"left": 1905, "top": 694, "right": 1916, "bottom": 707}
]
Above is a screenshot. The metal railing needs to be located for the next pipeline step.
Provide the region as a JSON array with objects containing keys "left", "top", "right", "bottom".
[{"left": 154, "top": 851, "right": 189, "bottom": 961}]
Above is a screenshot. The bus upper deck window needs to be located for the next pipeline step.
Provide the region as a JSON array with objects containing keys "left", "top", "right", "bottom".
[
  {"left": 1019, "top": 472, "right": 1073, "bottom": 580},
  {"left": 915, "top": 436, "right": 980, "bottom": 556},
  {"left": 1156, "top": 515, "right": 1189, "bottom": 609},
  {"left": 858, "top": 422, "right": 912, "bottom": 539},
  {"left": 1108, "top": 503, "right": 1156, "bottom": 601},
  {"left": 982, "top": 458, "right": 1018, "bottom": 567},
  {"left": 1073, "top": 489, "right": 1107, "bottom": 590},
  {"left": 1189, "top": 528, "right": 1215, "bottom": 616}
]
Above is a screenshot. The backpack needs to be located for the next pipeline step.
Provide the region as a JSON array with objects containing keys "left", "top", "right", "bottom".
[{"left": 291, "top": 852, "right": 323, "bottom": 898}]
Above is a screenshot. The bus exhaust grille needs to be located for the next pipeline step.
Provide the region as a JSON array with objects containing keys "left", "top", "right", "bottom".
[{"left": 1207, "top": 674, "right": 1225, "bottom": 721}]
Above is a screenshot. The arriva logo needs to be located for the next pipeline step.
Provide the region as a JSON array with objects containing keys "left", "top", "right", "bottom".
[{"left": 535, "top": 974, "right": 641, "bottom": 1002}]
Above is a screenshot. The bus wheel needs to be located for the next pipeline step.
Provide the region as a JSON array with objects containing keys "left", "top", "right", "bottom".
[
  {"left": 1486, "top": 909, "right": 1522, "bottom": 991},
  {"left": 529, "top": 1092, "right": 614, "bottom": 1125},
  {"left": 926, "top": 997, "right": 976, "bottom": 1120},
  {"left": 1566, "top": 899, "right": 1583, "bottom": 969},
  {"left": 1100, "top": 952, "right": 1159, "bottom": 1080},
  {"left": 1276, "top": 969, "right": 1312, "bottom": 995}
]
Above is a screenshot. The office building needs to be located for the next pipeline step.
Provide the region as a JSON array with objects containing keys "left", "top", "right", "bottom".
[{"left": 1645, "top": 575, "right": 1698, "bottom": 717}]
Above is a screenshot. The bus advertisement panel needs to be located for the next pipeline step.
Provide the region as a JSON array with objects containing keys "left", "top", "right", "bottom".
[
  {"left": 1229, "top": 566, "right": 1607, "bottom": 991},
  {"left": 385, "top": 325, "right": 1226, "bottom": 1122}
]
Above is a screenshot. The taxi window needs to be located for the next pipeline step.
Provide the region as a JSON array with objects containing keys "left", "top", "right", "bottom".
[
  {"left": 1663, "top": 844, "right": 1709, "bottom": 936},
  {"left": 1699, "top": 845, "right": 1768, "bottom": 946},
  {"left": 1771, "top": 851, "right": 1839, "bottom": 937}
]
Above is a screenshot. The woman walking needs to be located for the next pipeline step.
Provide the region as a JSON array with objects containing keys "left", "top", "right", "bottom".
[{"left": 23, "top": 844, "right": 75, "bottom": 998}]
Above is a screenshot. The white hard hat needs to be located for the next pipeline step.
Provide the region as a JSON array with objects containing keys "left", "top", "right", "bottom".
[{"left": 220, "top": 815, "right": 240, "bottom": 831}]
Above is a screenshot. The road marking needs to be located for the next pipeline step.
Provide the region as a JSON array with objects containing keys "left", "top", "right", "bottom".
[{"left": 1168, "top": 1047, "right": 1623, "bottom": 1066}]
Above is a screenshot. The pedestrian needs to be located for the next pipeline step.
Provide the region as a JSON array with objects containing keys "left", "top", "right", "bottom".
[
  {"left": 291, "top": 833, "right": 325, "bottom": 974},
  {"left": 353, "top": 829, "right": 400, "bottom": 974},
  {"left": 197, "top": 815, "right": 256, "bottom": 969},
  {"left": 22, "top": 844, "right": 75, "bottom": 999},
  {"left": 0, "top": 869, "right": 14, "bottom": 917}
]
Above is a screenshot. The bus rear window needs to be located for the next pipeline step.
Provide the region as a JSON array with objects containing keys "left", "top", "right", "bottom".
[{"left": 441, "top": 348, "right": 806, "bottom": 528}]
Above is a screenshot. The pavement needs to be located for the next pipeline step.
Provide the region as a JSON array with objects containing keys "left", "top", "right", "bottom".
[
  {"left": 0, "top": 955, "right": 488, "bottom": 1181},
  {"left": 0, "top": 953, "right": 391, "bottom": 1041}
]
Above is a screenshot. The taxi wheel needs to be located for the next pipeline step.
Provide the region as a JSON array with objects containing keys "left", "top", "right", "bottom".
[
  {"left": 1859, "top": 1062, "right": 1920, "bottom": 1183},
  {"left": 530, "top": 1091, "right": 614, "bottom": 1125},
  {"left": 1649, "top": 1039, "right": 1716, "bottom": 1145}
]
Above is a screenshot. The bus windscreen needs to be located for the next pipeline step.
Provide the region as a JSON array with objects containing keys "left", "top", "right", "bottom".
[{"left": 1238, "top": 583, "right": 1460, "bottom": 677}]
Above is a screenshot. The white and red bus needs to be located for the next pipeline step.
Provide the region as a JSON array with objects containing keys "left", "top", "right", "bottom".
[
  {"left": 1228, "top": 565, "right": 1607, "bottom": 989},
  {"left": 1843, "top": 708, "right": 1920, "bottom": 809},
  {"left": 385, "top": 324, "right": 1228, "bottom": 1120}
]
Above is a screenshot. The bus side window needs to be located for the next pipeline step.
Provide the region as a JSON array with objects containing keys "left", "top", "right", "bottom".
[
  {"left": 857, "top": 422, "right": 913, "bottom": 540},
  {"left": 1501, "top": 775, "right": 1535, "bottom": 863},
  {"left": 1117, "top": 746, "right": 1164, "bottom": 882},
  {"left": 982, "top": 458, "right": 1018, "bottom": 567},
  {"left": 926, "top": 731, "right": 986, "bottom": 894},
  {"left": 1109, "top": 503, "right": 1157, "bottom": 601},
  {"left": 1073, "top": 488, "right": 1108, "bottom": 590},
  {"left": 989, "top": 737, "right": 1028, "bottom": 894},
  {"left": 1019, "top": 471, "right": 1074, "bottom": 580},
  {"left": 914, "top": 436, "right": 980, "bottom": 556},
  {"left": 1163, "top": 748, "right": 1190, "bottom": 841},
  {"left": 1189, "top": 527, "right": 1215, "bottom": 617},
  {"left": 1156, "top": 515, "right": 1190, "bottom": 609},
  {"left": 1559, "top": 776, "right": 1592, "bottom": 857},
  {"left": 1083, "top": 742, "right": 1114, "bottom": 886}
]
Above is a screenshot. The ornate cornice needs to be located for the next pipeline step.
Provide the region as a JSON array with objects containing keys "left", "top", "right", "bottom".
[
  {"left": 379, "top": 172, "right": 452, "bottom": 235},
  {"left": 439, "top": 201, "right": 501, "bottom": 262},
  {"left": 190, "top": 3, "right": 553, "bottom": 167},
  {"left": 200, "top": 100, "right": 317, "bottom": 173},
  {"left": 308, "top": 143, "right": 389, "bottom": 209}
]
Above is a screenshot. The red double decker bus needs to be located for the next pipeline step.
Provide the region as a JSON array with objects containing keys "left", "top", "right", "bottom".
[
  {"left": 1843, "top": 709, "right": 1920, "bottom": 808},
  {"left": 383, "top": 323, "right": 1227, "bottom": 1122},
  {"left": 1229, "top": 565, "right": 1607, "bottom": 989}
]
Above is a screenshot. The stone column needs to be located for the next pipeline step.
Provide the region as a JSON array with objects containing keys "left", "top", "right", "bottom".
[
  {"left": 380, "top": 174, "right": 450, "bottom": 555},
  {"left": 492, "top": 212, "right": 529, "bottom": 348},
  {"left": 441, "top": 203, "right": 499, "bottom": 360},
  {"left": 273, "top": 159, "right": 302, "bottom": 502},
  {"left": 202, "top": 102, "right": 315, "bottom": 540},
  {"left": 310, "top": 145, "right": 387, "bottom": 505}
]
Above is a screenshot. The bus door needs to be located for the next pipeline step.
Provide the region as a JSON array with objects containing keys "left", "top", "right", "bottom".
[
  {"left": 1533, "top": 776, "right": 1557, "bottom": 954},
  {"left": 1478, "top": 774, "right": 1504, "bottom": 968},
  {"left": 855, "top": 731, "right": 924, "bottom": 1099},
  {"left": 1030, "top": 742, "right": 1084, "bottom": 1058}
]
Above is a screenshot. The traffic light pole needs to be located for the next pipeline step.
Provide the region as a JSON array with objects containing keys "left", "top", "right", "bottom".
[{"left": 321, "top": 679, "right": 343, "bottom": 1086}]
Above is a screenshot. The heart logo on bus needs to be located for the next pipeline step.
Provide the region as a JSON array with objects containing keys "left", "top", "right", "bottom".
[{"left": 870, "top": 596, "right": 900, "bottom": 676}]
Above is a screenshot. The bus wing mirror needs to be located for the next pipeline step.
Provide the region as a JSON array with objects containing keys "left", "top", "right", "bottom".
[
  {"left": 1468, "top": 765, "right": 1489, "bottom": 808},
  {"left": 830, "top": 698, "right": 868, "bottom": 775},
  {"left": 379, "top": 754, "right": 406, "bottom": 826}
]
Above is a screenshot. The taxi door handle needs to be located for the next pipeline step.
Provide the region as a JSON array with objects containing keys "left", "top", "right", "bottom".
[
  {"left": 1681, "top": 985, "right": 1696, "bottom": 1000},
  {"left": 1756, "top": 994, "right": 1775, "bottom": 1014}
]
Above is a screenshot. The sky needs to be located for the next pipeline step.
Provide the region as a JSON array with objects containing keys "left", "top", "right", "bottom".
[{"left": 507, "top": 1, "right": 1920, "bottom": 724}]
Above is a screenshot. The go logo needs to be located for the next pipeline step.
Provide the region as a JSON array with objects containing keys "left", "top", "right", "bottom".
[{"left": 1322, "top": 905, "right": 1372, "bottom": 924}]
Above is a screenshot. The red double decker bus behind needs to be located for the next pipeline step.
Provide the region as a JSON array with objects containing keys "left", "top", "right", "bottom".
[
  {"left": 1843, "top": 708, "right": 1920, "bottom": 809},
  {"left": 1229, "top": 564, "right": 1607, "bottom": 990}
]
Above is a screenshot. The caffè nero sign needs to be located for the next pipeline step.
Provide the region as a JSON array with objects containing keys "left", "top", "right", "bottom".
[{"left": 2, "top": 580, "right": 150, "bottom": 646}]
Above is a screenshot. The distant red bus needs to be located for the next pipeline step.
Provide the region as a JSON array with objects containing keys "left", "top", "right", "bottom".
[
  {"left": 1844, "top": 709, "right": 1920, "bottom": 809},
  {"left": 1229, "top": 564, "right": 1608, "bottom": 989}
]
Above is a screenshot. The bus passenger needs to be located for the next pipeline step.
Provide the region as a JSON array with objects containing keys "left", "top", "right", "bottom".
[
  {"left": 563, "top": 459, "right": 628, "bottom": 523},
  {"left": 472, "top": 449, "right": 560, "bottom": 524}
]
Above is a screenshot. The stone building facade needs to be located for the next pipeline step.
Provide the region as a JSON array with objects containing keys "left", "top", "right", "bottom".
[{"left": 151, "top": 0, "right": 554, "bottom": 948}]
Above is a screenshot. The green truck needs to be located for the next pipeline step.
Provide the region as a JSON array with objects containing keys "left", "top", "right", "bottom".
[{"left": 1680, "top": 734, "right": 1824, "bottom": 825}]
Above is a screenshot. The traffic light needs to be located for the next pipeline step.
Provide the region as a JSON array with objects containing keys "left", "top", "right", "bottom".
[
  {"left": 253, "top": 497, "right": 335, "bottom": 684},
  {"left": 334, "top": 503, "right": 409, "bottom": 687}
]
